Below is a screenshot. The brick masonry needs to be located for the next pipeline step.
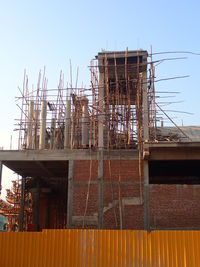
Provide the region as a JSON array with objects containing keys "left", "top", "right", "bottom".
[
  {"left": 72, "top": 160, "right": 144, "bottom": 229},
  {"left": 150, "top": 184, "right": 200, "bottom": 229},
  {"left": 37, "top": 159, "right": 200, "bottom": 230},
  {"left": 71, "top": 160, "right": 200, "bottom": 229}
]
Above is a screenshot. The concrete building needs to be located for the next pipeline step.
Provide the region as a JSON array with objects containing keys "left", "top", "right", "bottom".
[{"left": 0, "top": 50, "right": 200, "bottom": 231}]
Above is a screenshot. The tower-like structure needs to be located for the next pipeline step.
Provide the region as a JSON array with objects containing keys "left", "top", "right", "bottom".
[{"left": 97, "top": 50, "right": 148, "bottom": 150}]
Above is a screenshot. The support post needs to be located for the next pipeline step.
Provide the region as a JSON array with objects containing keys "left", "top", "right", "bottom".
[
  {"left": 81, "top": 98, "right": 89, "bottom": 147},
  {"left": 50, "top": 118, "right": 56, "bottom": 149},
  {"left": 64, "top": 100, "right": 71, "bottom": 149},
  {"left": 67, "top": 160, "right": 74, "bottom": 228},
  {"left": 98, "top": 150, "right": 103, "bottom": 229},
  {"left": 98, "top": 65, "right": 104, "bottom": 149},
  {"left": 142, "top": 71, "right": 149, "bottom": 142},
  {"left": 26, "top": 101, "right": 34, "bottom": 149},
  {"left": 31, "top": 186, "right": 39, "bottom": 231},
  {"left": 142, "top": 69, "right": 150, "bottom": 231},
  {"left": 143, "top": 161, "right": 150, "bottom": 230},
  {"left": 97, "top": 63, "right": 104, "bottom": 229},
  {"left": 19, "top": 176, "right": 25, "bottom": 231},
  {"left": 39, "top": 100, "right": 47, "bottom": 149}
]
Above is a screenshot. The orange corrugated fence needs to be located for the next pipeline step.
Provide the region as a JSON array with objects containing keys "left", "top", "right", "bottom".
[{"left": 0, "top": 229, "right": 199, "bottom": 266}]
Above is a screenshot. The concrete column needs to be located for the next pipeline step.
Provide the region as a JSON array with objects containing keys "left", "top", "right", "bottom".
[
  {"left": 70, "top": 115, "right": 74, "bottom": 149},
  {"left": 67, "top": 160, "right": 74, "bottom": 228},
  {"left": 33, "top": 109, "right": 39, "bottom": 149},
  {"left": 98, "top": 71, "right": 104, "bottom": 149},
  {"left": 98, "top": 150, "right": 103, "bottom": 229},
  {"left": 81, "top": 99, "right": 89, "bottom": 147},
  {"left": 143, "top": 160, "right": 150, "bottom": 231},
  {"left": 142, "top": 71, "right": 149, "bottom": 142},
  {"left": 27, "top": 101, "right": 34, "bottom": 149},
  {"left": 64, "top": 100, "right": 71, "bottom": 149},
  {"left": 142, "top": 70, "right": 150, "bottom": 231},
  {"left": 19, "top": 176, "right": 25, "bottom": 231},
  {"left": 97, "top": 62, "right": 105, "bottom": 228},
  {"left": 31, "top": 187, "right": 39, "bottom": 231},
  {"left": 0, "top": 161, "right": 2, "bottom": 194},
  {"left": 39, "top": 100, "right": 47, "bottom": 149},
  {"left": 50, "top": 118, "right": 56, "bottom": 149}
]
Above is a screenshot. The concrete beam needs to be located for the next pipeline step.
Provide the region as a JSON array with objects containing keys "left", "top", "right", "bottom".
[
  {"left": 72, "top": 216, "right": 97, "bottom": 225},
  {"left": 149, "top": 147, "right": 200, "bottom": 160},
  {"left": 0, "top": 149, "right": 139, "bottom": 161}
]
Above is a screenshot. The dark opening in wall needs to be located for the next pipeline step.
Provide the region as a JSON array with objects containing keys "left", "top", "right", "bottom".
[{"left": 149, "top": 160, "right": 200, "bottom": 184}]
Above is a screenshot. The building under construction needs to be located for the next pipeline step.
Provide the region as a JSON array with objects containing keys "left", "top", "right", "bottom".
[{"left": 1, "top": 49, "right": 200, "bottom": 233}]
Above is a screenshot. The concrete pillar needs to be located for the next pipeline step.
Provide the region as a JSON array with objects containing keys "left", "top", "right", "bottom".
[
  {"left": 98, "top": 71, "right": 104, "bottom": 149},
  {"left": 27, "top": 101, "right": 34, "bottom": 149},
  {"left": 142, "top": 71, "right": 149, "bottom": 142},
  {"left": 19, "top": 176, "right": 25, "bottom": 231},
  {"left": 67, "top": 160, "right": 74, "bottom": 228},
  {"left": 50, "top": 118, "right": 56, "bottom": 149},
  {"left": 31, "top": 187, "right": 39, "bottom": 231},
  {"left": 143, "top": 160, "right": 150, "bottom": 231},
  {"left": 70, "top": 115, "right": 74, "bottom": 149},
  {"left": 64, "top": 100, "right": 71, "bottom": 149},
  {"left": 33, "top": 109, "right": 39, "bottom": 149},
  {"left": 81, "top": 99, "right": 89, "bottom": 147},
  {"left": 142, "top": 70, "right": 150, "bottom": 231},
  {"left": 97, "top": 60, "right": 105, "bottom": 228},
  {"left": 39, "top": 100, "right": 47, "bottom": 149},
  {"left": 98, "top": 150, "right": 103, "bottom": 229}
]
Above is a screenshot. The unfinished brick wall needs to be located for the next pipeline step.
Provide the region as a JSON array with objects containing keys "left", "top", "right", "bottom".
[
  {"left": 72, "top": 160, "right": 144, "bottom": 229},
  {"left": 36, "top": 160, "right": 200, "bottom": 230},
  {"left": 150, "top": 184, "right": 200, "bottom": 229}
]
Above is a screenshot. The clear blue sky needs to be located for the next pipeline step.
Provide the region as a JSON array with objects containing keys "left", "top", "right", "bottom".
[{"left": 0, "top": 0, "right": 200, "bottom": 144}]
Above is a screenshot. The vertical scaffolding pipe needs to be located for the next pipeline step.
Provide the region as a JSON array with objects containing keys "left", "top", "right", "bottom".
[
  {"left": 64, "top": 100, "right": 71, "bottom": 149},
  {"left": 19, "top": 176, "right": 25, "bottom": 231},
  {"left": 39, "top": 100, "right": 47, "bottom": 149},
  {"left": 81, "top": 99, "right": 89, "bottom": 147},
  {"left": 27, "top": 101, "right": 34, "bottom": 149},
  {"left": 67, "top": 160, "right": 74, "bottom": 228}
]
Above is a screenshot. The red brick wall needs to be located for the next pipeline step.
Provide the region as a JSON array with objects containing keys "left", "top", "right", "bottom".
[
  {"left": 150, "top": 184, "right": 200, "bottom": 229},
  {"left": 36, "top": 160, "right": 200, "bottom": 230},
  {"left": 72, "top": 160, "right": 143, "bottom": 229}
]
